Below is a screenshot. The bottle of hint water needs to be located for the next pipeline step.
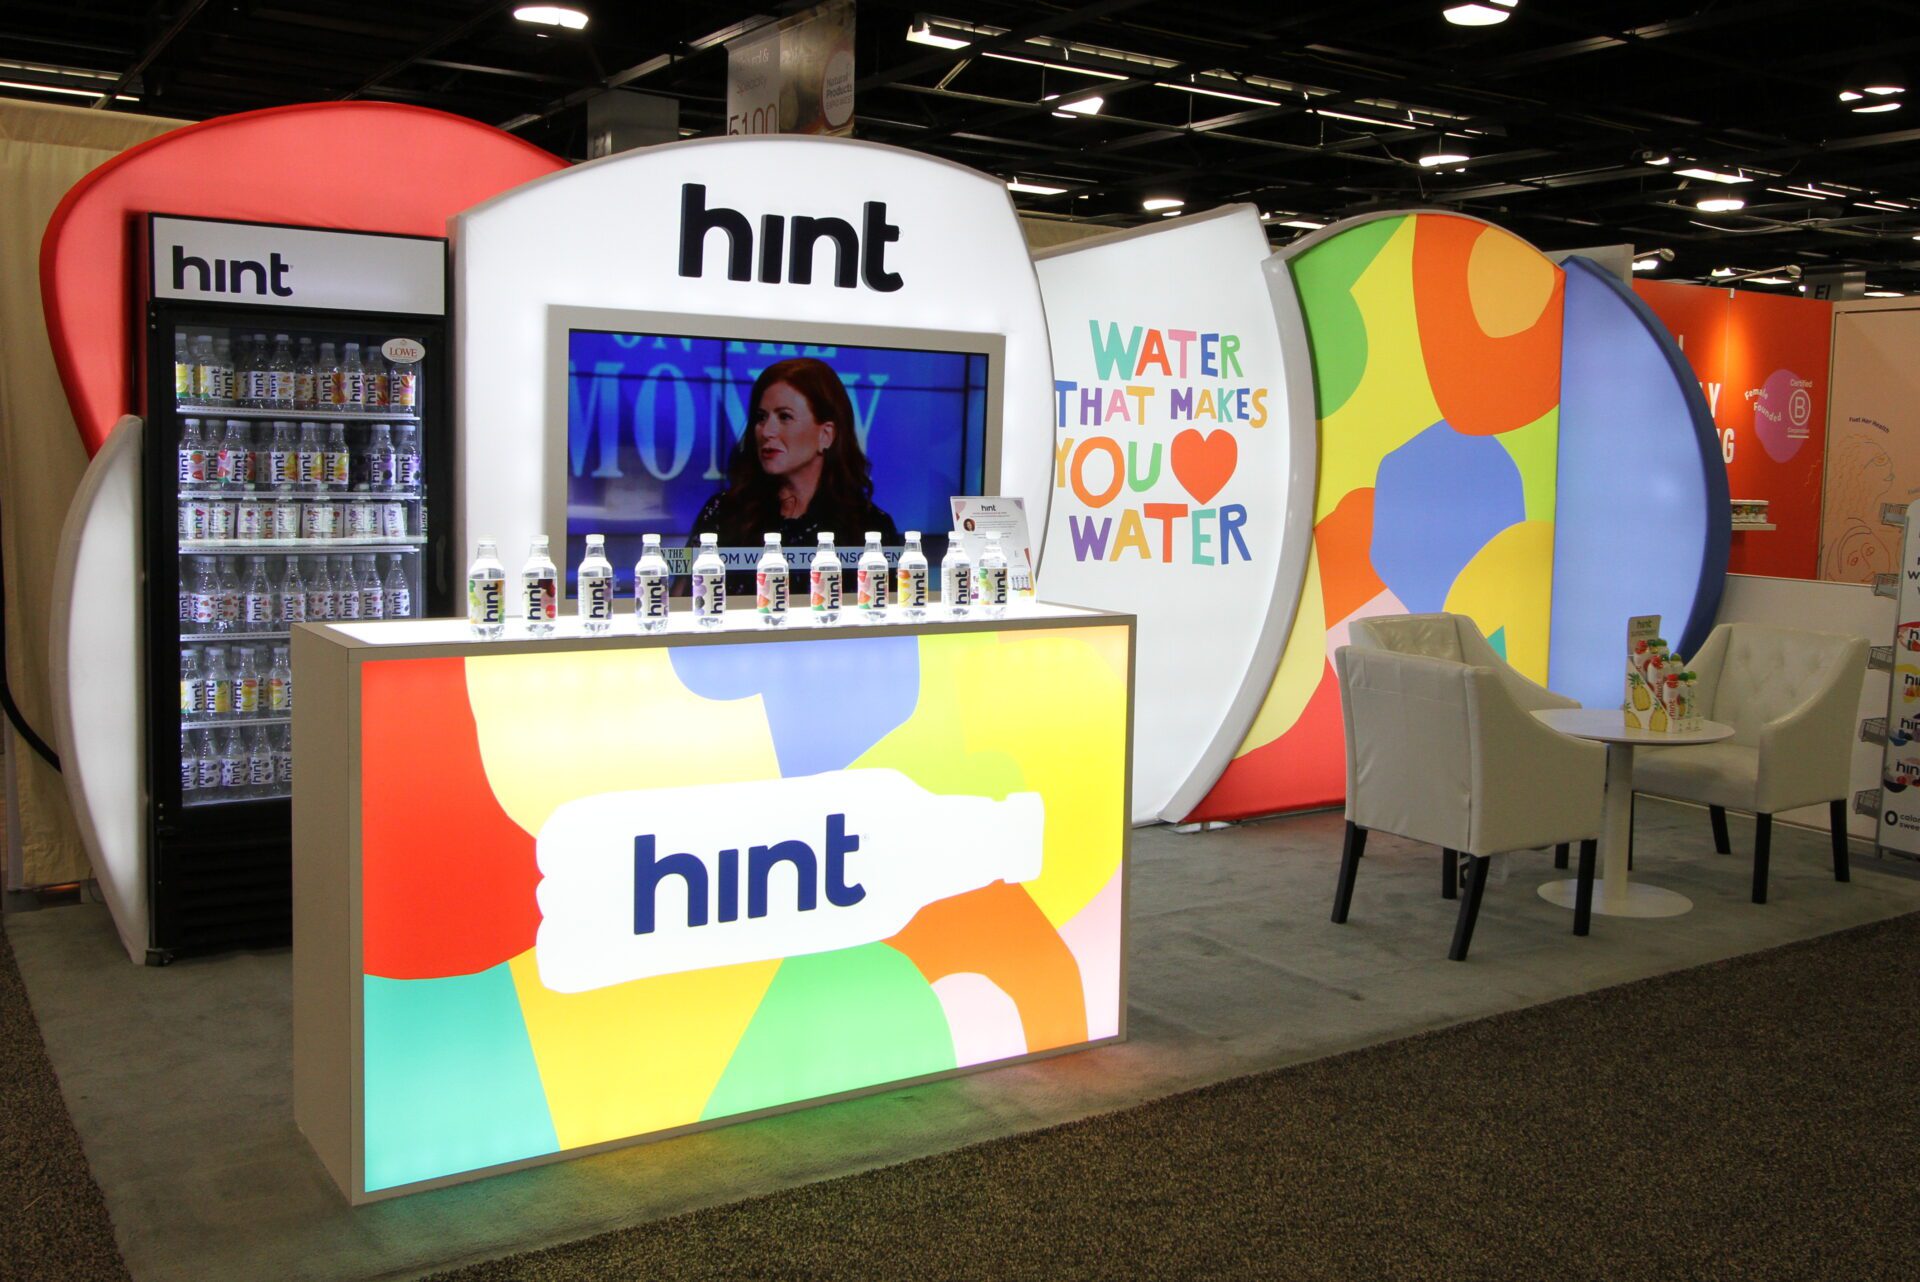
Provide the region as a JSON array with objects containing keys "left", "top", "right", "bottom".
[
  {"left": 811, "top": 532, "right": 842, "bottom": 625},
  {"left": 634, "top": 533, "right": 670, "bottom": 633},
  {"left": 897, "top": 530, "right": 929, "bottom": 621},
  {"left": 522, "top": 535, "right": 559, "bottom": 637},
  {"left": 977, "top": 532, "right": 1010, "bottom": 618},
  {"left": 756, "top": 533, "right": 789, "bottom": 627},
  {"left": 468, "top": 539, "right": 506, "bottom": 638},
  {"left": 941, "top": 532, "right": 974, "bottom": 617},
  {"left": 856, "top": 531, "right": 889, "bottom": 623},
  {"left": 578, "top": 533, "right": 614, "bottom": 633},
  {"left": 691, "top": 532, "right": 727, "bottom": 629}
]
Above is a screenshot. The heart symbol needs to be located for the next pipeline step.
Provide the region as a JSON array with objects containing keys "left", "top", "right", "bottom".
[{"left": 1170, "top": 428, "right": 1238, "bottom": 505}]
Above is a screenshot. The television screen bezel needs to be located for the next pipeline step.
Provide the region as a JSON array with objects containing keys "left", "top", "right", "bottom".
[{"left": 545, "top": 304, "right": 1005, "bottom": 591}]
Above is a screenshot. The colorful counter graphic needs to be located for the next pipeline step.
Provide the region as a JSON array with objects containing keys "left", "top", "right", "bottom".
[
  {"left": 355, "top": 624, "right": 1128, "bottom": 1192},
  {"left": 1185, "top": 212, "right": 1724, "bottom": 820}
]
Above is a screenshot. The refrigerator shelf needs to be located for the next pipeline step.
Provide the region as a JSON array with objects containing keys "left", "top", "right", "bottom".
[
  {"left": 172, "top": 406, "right": 421, "bottom": 423},
  {"left": 182, "top": 537, "right": 427, "bottom": 551},
  {"left": 181, "top": 630, "right": 291, "bottom": 643},
  {"left": 178, "top": 487, "right": 422, "bottom": 501},
  {"left": 183, "top": 789, "right": 292, "bottom": 808},
  {"left": 182, "top": 715, "right": 291, "bottom": 731}
]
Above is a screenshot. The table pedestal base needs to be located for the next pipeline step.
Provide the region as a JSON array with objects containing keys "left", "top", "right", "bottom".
[{"left": 1538, "top": 878, "right": 1692, "bottom": 919}]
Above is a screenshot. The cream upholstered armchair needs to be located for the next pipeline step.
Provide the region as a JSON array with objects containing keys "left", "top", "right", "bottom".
[
  {"left": 1332, "top": 624, "right": 1605, "bottom": 960},
  {"left": 1633, "top": 622, "right": 1867, "bottom": 904}
]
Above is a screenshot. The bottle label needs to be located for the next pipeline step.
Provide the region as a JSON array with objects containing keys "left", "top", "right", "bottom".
[
  {"left": 757, "top": 569, "right": 788, "bottom": 614},
  {"left": 391, "top": 369, "right": 418, "bottom": 409},
  {"left": 327, "top": 450, "right": 350, "bottom": 487},
  {"left": 174, "top": 362, "right": 193, "bottom": 400},
  {"left": 345, "top": 370, "right": 365, "bottom": 406},
  {"left": 585, "top": 577, "right": 613, "bottom": 620},
  {"left": 978, "top": 566, "right": 1009, "bottom": 606},
  {"left": 269, "top": 677, "right": 290, "bottom": 713},
  {"left": 182, "top": 754, "right": 197, "bottom": 790},
  {"left": 309, "top": 588, "right": 333, "bottom": 621},
  {"left": 249, "top": 756, "right": 274, "bottom": 787},
  {"left": 196, "top": 362, "right": 220, "bottom": 401},
  {"left": 295, "top": 371, "right": 316, "bottom": 406},
  {"left": 898, "top": 566, "right": 928, "bottom": 608},
  {"left": 526, "top": 576, "right": 557, "bottom": 621},
  {"left": 269, "top": 372, "right": 296, "bottom": 405},
  {"left": 234, "top": 677, "right": 260, "bottom": 714},
  {"left": 363, "top": 588, "right": 384, "bottom": 619},
  {"left": 278, "top": 752, "right": 294, "bottom": 786},
  {"left": 470, "top": 578, "right": 503, "bottom": 625},
  {"left": 811, "top": 567, "right": 842, "bottom": 611},
  {"left": 636, "top": 573, "right": 667, "bottom": 621},
  {"left": 337, "top": 589, "right": 362, "bottom": 620},
  {"left": 180, "top": 502, "right": 210, "bottom": 542},
  {"left": 208, "top": 678, "right": 232, "bottom": 715},
  {"left": 181, "top": 679, "right": 202, "bottom": 716},
  {"left": 858, "top": 566, "right": 887, "bottom": 610},
  {"left": 217, "top": 591, "right": 240, "bottom": 625},
  {"left": 246, "top": 370, "right": 269, "bottom": 403},
  {"left": 692, "top": 571, "right": 725, "bottom": 617},
  {"left": 281, "top": 592, "right": 307, "bottom": 624},
  {"left": 189, "top": 591, "right": 215, "bottom": 624},
  {"left": 269, "top": 449, "right": 294, "bottom": 486},
  {"left": 398, "top": 454, "right": 420, "bottom": 488},
  {"left": 220, "top": 758, "right": 243, "bottom": 788},
  {"left": 947, "top": 568, "right": 973, "bottom": 606},
  {"left": 199, "top": 756, "right": 221, "bottom": 790},
  {"left": 236, "top": 504, "right": 264, "bottom": 539},
  {"left": 385, "top": 587, "right": 411, "bottom": 618},
  {"left": 244, "top": 591, "right": 272, "bottom": 624},
  {"left": 299, "top": 450, "right": 324, "bottom": 486}
]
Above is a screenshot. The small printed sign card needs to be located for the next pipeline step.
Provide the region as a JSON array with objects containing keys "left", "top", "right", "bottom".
[
  {"left": 950, "top": 496, "right": 1035, "bottom": 594},
  {"left": 1624, "top": 614, "right": 1699, "bottom": 732}
]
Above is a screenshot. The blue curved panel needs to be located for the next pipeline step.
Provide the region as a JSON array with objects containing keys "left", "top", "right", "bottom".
[{"left": 1549, "top": 257, "right": 1729, "bottom": 708}]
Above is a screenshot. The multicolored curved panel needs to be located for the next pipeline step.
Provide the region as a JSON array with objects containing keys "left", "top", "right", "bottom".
[
  {"left": 356, "top": 625, "right": 1128, "bottom": 1193},
  {"left": 1185, "top": 213, "right": 1725, "bottom": 820}
]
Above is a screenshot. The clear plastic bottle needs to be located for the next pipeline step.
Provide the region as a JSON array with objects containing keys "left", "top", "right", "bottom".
[
  {"left": 382, "top": 555, "right": 411, "bottom": 619},
  {"left": 468, "top": 539, "right": 506, "bottom": 638},
  {"left": 268, "top": 333, "right": 295, "bottom": 410},
  {"left": 810, "top": 532, "right": 842, "bottom": 625},
  {"left": 897, "top": 530, "right": 929, "bottom": 621},
  {"left": 216, "top": 419, "right": 244, "bottom": 487},
  {"left": 244, "top": 332, "right": 270, "bottom": 408},
  {"left": 307, "top": 556, "right": 335, "bottom": 622},
  {"left": 690, "top": 533, "right": 727, "bottom": 628},
  {"left": 332, "top": 555, "right": 362, "bottom": 620},
  {"left": 394, "top": 424, "right": 421, "bottom": 489},
  {"left": 242, "top": 556, "right": 274, "bottom": 631},
  {"left": 204, "top": 647, "right": 233, "bottom": 719},
  {"left": 266, "top": 421, "right": 296, "bottom": 488},
  {"left": 521, "top": 535, "right": 559, "bottom": 636},
  {"left": 267, "top": 645, "right": 292, "bottom": 715},
  {"left": 633, "top": 533, "right": 670, "bottom": 633},
  {"left": 215, "top": 557, "right": 242, "bottom": 633},
  {"left": 318, "top": 341, "right": 344, "bottom": 412},
  {"left": 941, "top": 533, "right": 973, "bottom": 617},
  {"left": 173, "top": 332, "right": 193, "bottom": 406},
  {"left": 195, "top": 729, "right": 220, "bottom": 793},
  {"left": 273, "top": 724, "right": 294, "bottom": 792},
  {"left": 181, "top": 728, "right": 201, "bottom": 797},
  {"left": 192, "top": 334, "right": 220, "bottom": 406},
  {"left": 342, "top": 342, "right": 367, "bottom": 413},
  {"left": 294, "top": 337, "right": 318, "bottom": 411},
  {"left": 856, "top": 531, "right": 889, "bottom": 622},
  {"left": 247, "top": 727, "right": 275, "bottom": 798},
  {"left": 578, "top": 534, "right": 614, "bottom": 632},
  {"left": 390, "top": 354, "right": 419, "bottom": 415},
  {"left": 188, "top": 557, "right": 218, "bottom": 629},
  {"left": 357, "top": 555, "right": 384, "bottom": 620},
  {"left": 218, "top": 728, "right": 245, "bottom": 795},
  {"left": 297, "top": 423, "right": 325, "bottom": 491},
  {"left": 233, "top": 646, "right": 263, "bottom": 717},
  {"left": 214, "top": 336, "right": 237, "bottom": 408},
  {"left": 280, "top": 557, "right": 308, "bottom": 626},
  {"left": 179, "top": 647, "right": 203, "bottom": 719},
  {"left": 366, "top": 424, "right": 396, "bottom": 490},
  {"left": 756, "top": 533, "right": 789, "bottom": 627},
  {"left": 366, "top": 341, "right": 389, "bottom": 411},
  {"left": 324, "top": 424, "right": 350, "bottom": 491},
  {"left": 977, "top": 532, "right": 1010, "bottom": 618},
  {"left": 178, "top": 418, "right": 208, "bottom": 486}
]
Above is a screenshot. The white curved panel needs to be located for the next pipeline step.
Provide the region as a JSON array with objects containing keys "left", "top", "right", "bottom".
[
  {"left": 452, "top": 135, "right": 1055, "bottom": 573},
  {"left": 1032, "top": 207, "right": 1317, "bottom": 822},
  {"left": 49, "top": 415, "right": 147, "bottom": 963}
]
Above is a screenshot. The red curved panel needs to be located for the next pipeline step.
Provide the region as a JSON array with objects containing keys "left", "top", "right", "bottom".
[
  {"left": 39, "top": 102, "right": 564, "bottom": 456},
  {"left": 1182, "top": 659, "right": 1346, "bottom": 822}
]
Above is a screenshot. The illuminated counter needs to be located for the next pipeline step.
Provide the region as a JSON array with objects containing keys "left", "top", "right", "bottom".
[{"left": 291, "top": 602, "right": 1133, "bottom": 1202}]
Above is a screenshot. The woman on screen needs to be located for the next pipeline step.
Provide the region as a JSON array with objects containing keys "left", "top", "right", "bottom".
[{"left": 693, "top": 357, "right": 901, "bottom": 560}]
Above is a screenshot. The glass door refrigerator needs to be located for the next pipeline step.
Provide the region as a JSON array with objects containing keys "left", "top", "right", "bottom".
[{"left": 141, "top": 214, "right": 452, "bottom": 958}]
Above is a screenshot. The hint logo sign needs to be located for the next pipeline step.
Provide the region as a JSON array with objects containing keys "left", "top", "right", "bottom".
[
  {"left": 677, "top": 182, "right": 903, "bottom": 291},
  {"left": 171, "top": 244, "right": 293, "bottom": 297},
  {"left": 534, "top": 768, "right": 1044, "bottom": 993}
]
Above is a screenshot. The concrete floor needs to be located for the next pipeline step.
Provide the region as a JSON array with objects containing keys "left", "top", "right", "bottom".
[{"left": 10, "top": 799, "right": 1920, "bottom": 1282}]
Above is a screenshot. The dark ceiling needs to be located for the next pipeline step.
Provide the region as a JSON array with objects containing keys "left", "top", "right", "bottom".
[{"left": 5, "top": 0, "right": 1920, "bottom": 292}]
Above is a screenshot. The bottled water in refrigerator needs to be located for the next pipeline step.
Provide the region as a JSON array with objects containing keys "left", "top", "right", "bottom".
[
  {"left": 382, "top": 555, "right": 411, "bottom": 618},
  {"left": 977, "top": 532, "right": 1010, "bottom": 618},
  {"left": 268, "top": 645, "right": 292, "bottom": 715}
]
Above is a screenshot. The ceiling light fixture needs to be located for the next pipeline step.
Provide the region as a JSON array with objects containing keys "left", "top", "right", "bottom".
[
  {"left": 1675, "top": 166, "right": 1750, "bottom": 184},
  {"left": 1643, "top": 153, "right": 1673, "bottom": 166},
  {"left": 1281, "top": 219, "right": 1326, "bottom": 230},
  {"left": 1866, "top": 289, "right": 1904, "bottom": 298},
  {"left": 1854, "top": 101, "right": 1903, "bottom": 113},
  {"left": 513, "top": 5, "right": 589, "bottom": 30},
  {"left": 0, "top": 78, "right": 139, "bottom": 101},
  {"left": 1006, "top": 179, "right": 1067, "bottom": 195},
  {"left": 1419, "top": 149, "right": 1470, "bottom": 168},
  {"left": 1313, "top": 107, "right": 1418, "bottom": 130},
  {"left": 1696, "top": 196, "right": 1747, "bottom": 212},
  {"left": 1142, "top": 197, "right": 1185, "bottom": 212},
  {"left": 1632, "top": 258, "right": 1661, "bottom": 272},
  {"left": 1056, "top": 95, "right": 1103, "bottom": 115},
  {"left": 1158, "top": 82, "right": 1280, "bottom": 107},
  {"left": 1442, "top": 1, "right": 1518, "bottom": 27},
  {"left": 1747, "top": 276, "right": 1794, "bottom": 286},
  {"left": 906, "top": 18, "right": 971, "bottom": 49},
  {"left": 1710, "top": 268, "right": 1736, "bottom": 278}
]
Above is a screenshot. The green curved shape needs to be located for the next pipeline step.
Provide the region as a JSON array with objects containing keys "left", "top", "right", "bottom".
[
  {"left": 1289, "top": 216, "right": 1401, "bottom": 419},
  {"left": 701, "top": 943, "right": 956, "bottom": 1121}
]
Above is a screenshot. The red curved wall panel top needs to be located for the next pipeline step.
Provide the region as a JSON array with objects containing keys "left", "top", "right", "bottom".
[{"left": 40, "top": 101, "right": 566, "bottom": 456}]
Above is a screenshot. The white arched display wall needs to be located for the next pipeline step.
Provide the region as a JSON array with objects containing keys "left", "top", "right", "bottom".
[
  {"left": 1032, "top": 207, "right": 1316, "bottom": 823},
  {"left": 453, "top": 135, "right": 1056, "bottom": 572}
]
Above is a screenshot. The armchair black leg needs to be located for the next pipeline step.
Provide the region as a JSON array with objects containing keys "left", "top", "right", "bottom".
[
  {"left": 1710, "top": 805, "right": 1730, "bottom": 854},
  {"left": 1554, "top": 843, "right": 1569, "bottom": 870},
  {"left": 1448, "top": 855, "right": 1490, "bottom": 961},
  {"left": 1628, "top": 793, "right": 1635, "bottom": 872},
  {"left": 1442, "top": 848, "right": 1458, "bottom": 900},
  {"left": 1573, "top": 839, "right": 1598, "bottom": 937},
  {"left": 1752, "top": 813, "right": 1772, "bottom": 905},
  {"left": 1332, "top": 822, "right": 1367, "bottom": 924},
  {"left": 1830, "top": 799, "right": 1851, "bottom": 884}
]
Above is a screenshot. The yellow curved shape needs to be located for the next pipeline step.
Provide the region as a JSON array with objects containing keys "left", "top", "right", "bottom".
[
  {"left": 1441, "top": 519, "right": 1557, "bottom": 682},
  {"left": 1235, "top": 548, "right": 1327, "bottom": 755},
  {"left": 508, "top": 949, "right": 780, "bottom": 1149},
  {"left": 464, "top": 648, "right": 782, "bottom": 836},
  {"left": 854, "top": 628, "right": 1129, "bottom": 927},
  {"left": 1467, "top": 225, "right": 1558, "bottom": 338}
]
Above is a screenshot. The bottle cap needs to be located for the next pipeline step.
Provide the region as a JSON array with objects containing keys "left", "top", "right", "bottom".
[
  {"left": 764, "top": 532, "right": 781, "bottom": 545},
  {"left": 866, "top": 531, "right": 881, "bottom": 543},
  {"left": 587, "top": 533, "right": 605, "bottom": 547},
  {"left": 531, "top": 534, "right": 550, "bottom": 551},
  {"left": 700, "top": 532, "right": 718, "bottom": 546},
  {"left": 642, "top": 533, "right": 661, "bottom": 546},
  {"left": 818, "top": 532, "right": 834, "bottom": 545},
  {"left": 905, "top": 530, "right": 920, "bottom": 542}
]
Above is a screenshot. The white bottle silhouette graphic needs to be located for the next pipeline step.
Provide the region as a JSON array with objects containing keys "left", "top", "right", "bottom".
[{"left": 534, "top": 768, "right": 1045, "bottom": 992}]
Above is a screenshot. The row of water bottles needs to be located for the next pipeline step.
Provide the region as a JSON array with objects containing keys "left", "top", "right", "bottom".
[
  {"left": 179, "top": 418, "right": 419, "bottom": 492},
  {"left": 182, "top": 724, "right": 292, "bottom": 803},
  {"left": 466, "top": 529, "right": 1011, "bottom": 637},
  {"left": 183, "top": 554, "right": 412, "bottom": 630},
  {"left": 180, "top": 643, "right": 291, "bottom": 720},
  {"left": 173, "top": 332, "right": 420, "bottom": 414}
]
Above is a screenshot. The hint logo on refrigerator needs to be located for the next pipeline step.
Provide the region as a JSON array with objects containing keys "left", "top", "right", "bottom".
[
  {"left": 534, "top": 768, "right": 1044, "bottom": 992},
  {"left": 170, "top": 244, "right": 293, "bottom": 298}
]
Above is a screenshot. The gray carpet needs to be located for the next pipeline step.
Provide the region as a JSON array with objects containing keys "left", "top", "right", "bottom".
[{"left": 426, "top": 911, "right": 1920, "bottom": 1281}]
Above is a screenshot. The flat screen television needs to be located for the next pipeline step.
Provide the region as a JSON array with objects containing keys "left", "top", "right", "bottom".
[{"left": 551, "top": 308, "right": 1001, "bottom": 592}]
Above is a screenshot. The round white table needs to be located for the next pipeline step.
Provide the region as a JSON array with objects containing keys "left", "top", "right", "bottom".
[{"left": 1531, "top": 707, "right": 1734, "bottom": 919}]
